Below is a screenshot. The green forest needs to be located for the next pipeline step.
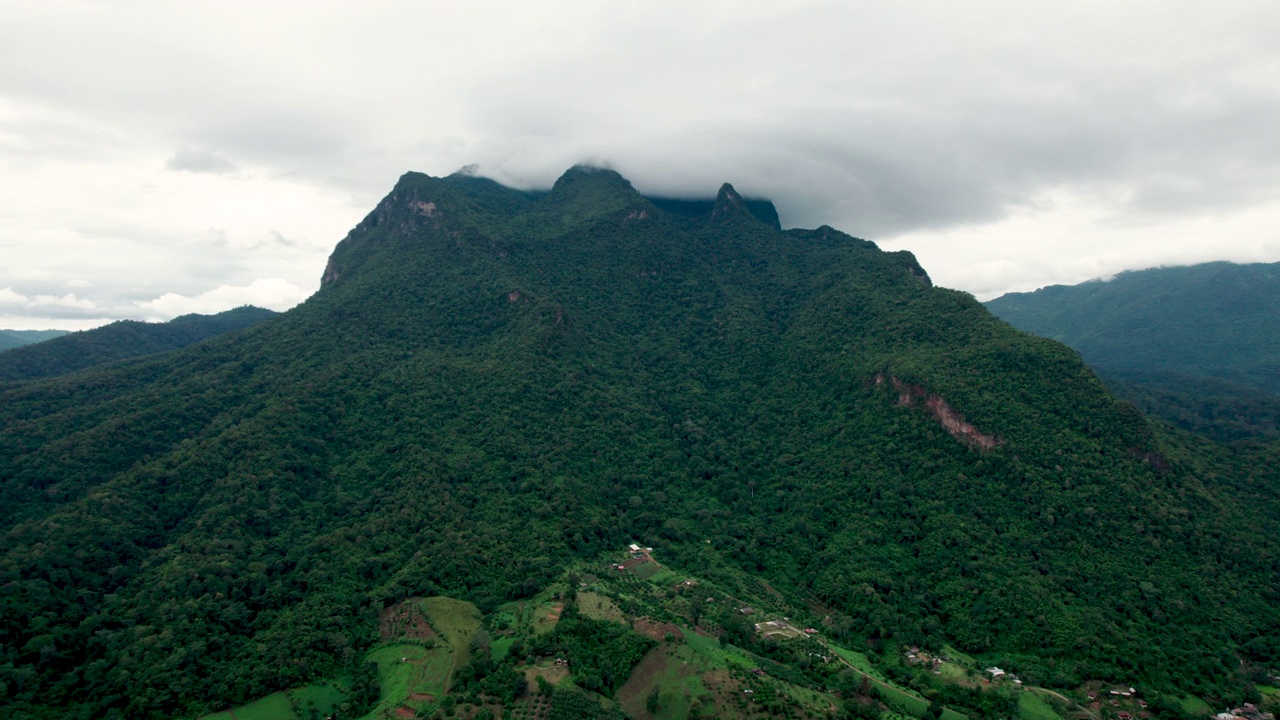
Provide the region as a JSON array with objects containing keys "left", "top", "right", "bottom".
[
  {"left": 0, "top": 305, "right": 277, "bottom": 382},
  {"left": 1, "top": 167, "right": 1277, "bottom": 720}
]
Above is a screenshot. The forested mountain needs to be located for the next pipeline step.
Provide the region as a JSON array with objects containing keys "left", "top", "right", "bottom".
[
  {"left": 2, "top": 167, "right": 1277, "bottom": 720},
  {"left": 0, "top": 329, "right": 66, "bottom": 352},
  {"left": 985, "top": 262, "right": 1280, "bottom": 441},
  {"left": 985, "top": 262, "right": 1280, "bottom": 394},
  {"left": 0, "top": 306, "right": 277, "bottom": 382}
]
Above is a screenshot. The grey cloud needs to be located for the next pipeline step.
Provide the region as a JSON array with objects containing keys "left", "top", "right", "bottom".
[
  {"left": 4, "top": 0, "right": 1280, "bottom": 326},
  {"left": 267, "top": 230, "right": 297, "bottom": 248},
  {"left": 166, "top": 146, "right": 236, "bottom": 174}
]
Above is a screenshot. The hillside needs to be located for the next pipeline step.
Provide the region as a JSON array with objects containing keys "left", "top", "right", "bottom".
[
  {"left": 985, "top": 262, "right": 1280, "bottom": 442},
  {"left": 1, "top": 167, "right": 1277, "bottom": 720},
  {"left": 985, "top": 262, "right": 1280, "bottom": 395},
  {"left": 0, "top": 305, "right": 278, "bottom": 382},
  {"left": 0, "top": 329, "right": 67, "bottom": 352}
]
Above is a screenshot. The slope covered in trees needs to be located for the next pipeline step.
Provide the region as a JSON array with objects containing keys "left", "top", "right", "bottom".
[
  {"left": 0, "top": 330, "right": 67, "bottom": 353},
  {"left": 985, "top": 262, "right": 1280, "bottom": 442},
  {"left": 985, "top": 262, "right": 1280, "bottom": 394},
  {"left": 0, "top": 305, "right": 278, "bottom": 381},
  {"left": 1, "top": 167, "right": 1277, "bottom": 720}
]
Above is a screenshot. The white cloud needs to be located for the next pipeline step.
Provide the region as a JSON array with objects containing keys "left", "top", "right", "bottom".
[
  {"left": 140, "top": 278, "right": 305, "bottom": 319},
  {"left": 0, "top": 286, "right": 95, "bottom": 311}
]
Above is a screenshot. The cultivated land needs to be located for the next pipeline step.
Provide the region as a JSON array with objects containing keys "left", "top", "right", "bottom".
[{"left": 189, "top": 544, "right": 1248, "bottom": 720}]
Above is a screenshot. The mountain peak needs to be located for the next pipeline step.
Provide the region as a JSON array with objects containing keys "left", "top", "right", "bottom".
[
  {"left": 716, "top": 182, "right": 743, "bottom": 205},
  {"left": 549, "top": 164, "right": 638, "bottom": 196}
]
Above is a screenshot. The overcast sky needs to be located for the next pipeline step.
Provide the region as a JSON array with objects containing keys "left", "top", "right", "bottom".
[{"left": 3, "top": 1, "right": 1279, "bottom": 329}]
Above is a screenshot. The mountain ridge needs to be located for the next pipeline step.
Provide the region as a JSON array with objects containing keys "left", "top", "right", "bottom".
[
  {"left": 985, "top": 261, "right": 1280, "bottom": 394},
  {"left": 0, "top": 305, "right": 278, "bottom": 382}
]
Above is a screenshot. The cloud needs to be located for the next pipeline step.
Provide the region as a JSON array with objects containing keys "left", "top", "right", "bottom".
[
  {"left": 2, "top": 0, "right": 1280, "bottom": 324},
  {"left": 165, "top": 146, "right": 236, "bottom": 174},
  {"left": 140, "top": 278, "right": 306, "bottom": 318},
  {"left": 0, "top": 286, "right": 94, "bottom": 310}
]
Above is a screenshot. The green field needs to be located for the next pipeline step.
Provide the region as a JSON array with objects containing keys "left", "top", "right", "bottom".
[
  {"left": 222, "top": 692, "right": 294, "bottom": 720},
  {"left": 578, "top": 591, "right": 627, "bottom": 623},
  {"left": 198, "top": 682, "right": 345, "bottom": 720},
  {"left": 631, "top": 562, "right": 661, "bottom": 580},
  {"left": 646, "top": 569, "right": 680, "bottom": 586},
  {"left": 358, "top": 642, "right": 452, "bottom": 719},
  {"left": 682, "top": 630, "right": 727, "bottom": 666},
  {"left": 825, "top": 642, "right": 965, "bottom": 720},
  {"left": 827, "top": 644, "right": 887, "bottom": 680},
  {"left": 491, "top": 636, "right": 516, "bottom": 661},
  {"left": 1180, "top": 695, "right": 1214, "bottom": 716},
  {"left": 1018, "top": 690, "right": 1065, "bottom": 720},
  {"left": 421, "top": 595, "right": 483, "bottom": 685},
  {"left": 617, "top": 644, "right": 715, "bottom": 720}
]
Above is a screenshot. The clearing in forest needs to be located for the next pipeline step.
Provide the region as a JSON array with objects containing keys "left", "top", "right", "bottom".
[
  {"left": 379, "top": 599, "right": 439, "bottom": 642},
  {"left": 633, "top": 617, "right": 683, "bottom": 642},
  {"left": 524, "top": 657, "right": 571, "bottom": 688},
  {"left": 198, "top": 683, "right": 344, "bottom": 720},
  {"left": 1017, "top": 691, "right": 1065, "bottom": 720},
  {"left": 578, "top": 591, "right": 627, "bottom": 624},
  {"left": 365, "top": 643, "right": 451, "bottom": 717},
  {"left": 617, "top": 644, "right": 710, "bottom": 720},
  {"left": 532, "top": 600, "right": 565, "bottom": 635},
  {"left": 420, "top": 596, "right": 482, "bottom": 687}
]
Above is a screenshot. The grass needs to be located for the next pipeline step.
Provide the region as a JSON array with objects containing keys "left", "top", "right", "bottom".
[
  {"left": 420, "top": 595, "right": 482, "bottom": 686},
  {"left": 491, "top": 636, "right": 516, "bottom": 661},
  {"left": 358, "top": 643, "right": 446, "bottom": 719},
  {"left": 827, "top": 644, "right": 886, "bottom": 680},
  {"left": 1018, "top": 690, "right": 1065, "bottom": 720},
  {"left": 825, "top": 641, "right": 966, "bottom": 720},
  {"left": 531, "top": 599, "right": 564, "bottom": 636},
  {"left": 631, "top": 562, "right": 660, "bottom": 580},
  {"left": 199, "top": 691, "right": 294, "bottom": 720},
  {"left": 646, "top": 569, "right": 679, "bottom": 586},
  {"left": 199, "top": 683, "right": 345, "bottom": 720},
  {"left": 937, "top": 661, "right": 969, "bottom": 682},
  {"left": 1180, "top": 695, "right": 1214, "bottom": 716},
  {"left": 578, "top": 591, "right": 626, "bottom": 623},
  {"left": 681, "top": 630, "right": 727, "bottom": 668},
  {"left": 775, "top": 682, "right": 835, "bottom": 715},
  {"left": 617, "top": 645, "right": 713, "bottom": 720},
  {"left": 291, "top": 684, "right": 344, "bottom": 717}
]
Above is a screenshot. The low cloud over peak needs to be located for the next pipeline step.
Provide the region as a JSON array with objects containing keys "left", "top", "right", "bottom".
[{"left": 3, "top": 1, "right": 1280, "bottom": 326}]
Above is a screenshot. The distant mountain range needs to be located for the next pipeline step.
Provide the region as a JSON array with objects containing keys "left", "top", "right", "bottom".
[
  {"left": 986, "top": 261, "right": 1280, "bottom": 442},
  {"left": 0, "top": 329, "right": 67, "bottom": 353},
  {"left": 0, "top": 306, "right": 278, "bottom": 382}
]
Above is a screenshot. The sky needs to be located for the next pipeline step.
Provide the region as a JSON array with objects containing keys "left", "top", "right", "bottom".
[{"left": 2, "top": 1, "right": 1279, "bottom": 329}]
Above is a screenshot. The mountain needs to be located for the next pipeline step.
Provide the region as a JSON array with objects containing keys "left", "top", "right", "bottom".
[
  {"left": 985, "top": 262, "right": 1280, "bottom": 394},
  {"left": 0, "top": 329, "right": 67, "bottom": 352},
  {"left": 985, "top": 262, "right": 1280, "bottom": 442},
  {"left": 1, "top": 167, "right": 1277, "bottom": 720},
  {"left": 0, "top": 305, "right": 278, "bottom": 382}
]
